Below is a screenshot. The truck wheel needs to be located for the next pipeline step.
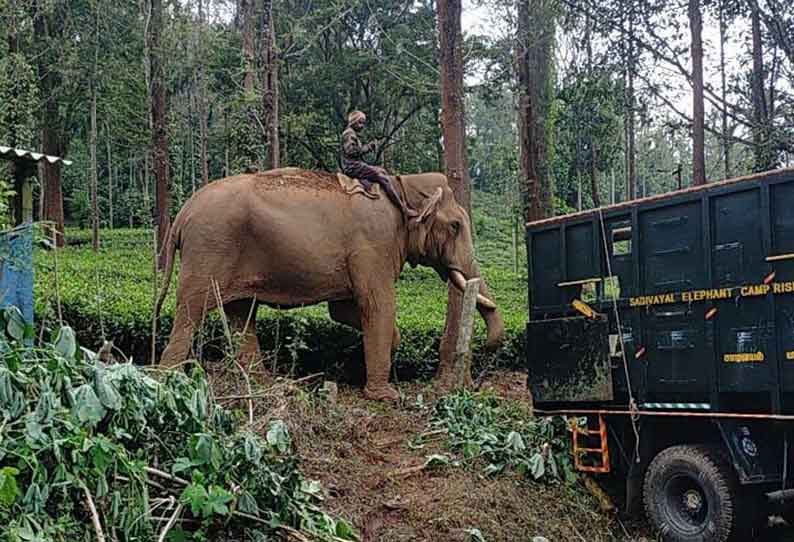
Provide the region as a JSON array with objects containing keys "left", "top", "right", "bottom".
[{"left": 643, "top": 445, "right": 747, "bottom": 542}]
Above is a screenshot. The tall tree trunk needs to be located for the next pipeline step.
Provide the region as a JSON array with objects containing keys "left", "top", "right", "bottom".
[
  {"left": 149, "top": 0, "right": 170, "bottom": 268},
  {"left": 624, "top": 0, "right": 637, "bottom": 200},
  {"left": 689, "top": 0, "right": 706, "bottom": 186},
  {"left": 91, "top": 83, "right": 99, "bottom": 250},
  {"left": 34, "top": 6, "right": 66, "bottom": 246},
  {"left": 258, "top": 0, "right": 280, "bottom": 168},
  {"left": 517, "top": 0, "right": 540, "bottom": 222},
  {"left": 750, "top": 3, "right": 774, "bottom": 171},
  {"left": 719, "top": 0, "right": 730, "bottom": 179},
  {"left": 533, "top": 0, "right": 555, "bottom": 215},
  {"left": 437, "top": 0, "right": 472, "bottom": 387},
  {"left": 438, "top": 0, "right": 470, "bottom": 210},
  {"left": 517, "top": 0, "right": 554, "bottom": 220},
  {"left": 197, "top": 0, "right": 210, "bottom": 185},
  {"left": 242, "top": 0, "right": 256, "bottom": 94},
  {"left": 106, "top": 123, "right": 114, "bottom": 229},
  {"left": 585, "top": 14, "right": 600, "bottom": 208}
]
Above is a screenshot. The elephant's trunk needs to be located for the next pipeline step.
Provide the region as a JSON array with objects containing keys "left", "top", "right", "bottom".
[
  {"left": 448, "top": 263, "right": 505, "bottom": 351},
  {"left": 449, "top": 270, "right": 496, "bottom": 309}
]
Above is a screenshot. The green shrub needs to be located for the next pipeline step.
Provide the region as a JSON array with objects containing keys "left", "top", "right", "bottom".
[
  {"left": 424, "top": 389, "right": 575, "bottom": 482},
  {"left": 0, "top": 306, "right": 357, "bottom": 541}
]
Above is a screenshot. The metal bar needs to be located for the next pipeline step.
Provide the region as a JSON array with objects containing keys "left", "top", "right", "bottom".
[
  {"left": 557, "top": 277, "right": 603, "bottom": 287},
  {"left": 534, "top": 407, "right": 794, "bottom": 421},
  {"left": 765, "top": 253, "right": 794, "bottom": 262}
]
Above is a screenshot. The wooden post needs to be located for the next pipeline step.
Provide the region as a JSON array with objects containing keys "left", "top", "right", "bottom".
[
  {"left": 12, "top": 162, "right": 34, "bottom": 225},
  {"left": 452, "top": 278, "right": 480, "bottom": 389}
]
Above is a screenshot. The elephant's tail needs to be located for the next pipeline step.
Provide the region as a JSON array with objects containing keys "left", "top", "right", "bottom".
[{"left": 154, "top": 215, "right": 181, "bottom": 323}]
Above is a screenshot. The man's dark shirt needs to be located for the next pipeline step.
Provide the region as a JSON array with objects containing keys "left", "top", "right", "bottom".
[{"left": 340, "top": 127, "right": 376, "bottom": 170}]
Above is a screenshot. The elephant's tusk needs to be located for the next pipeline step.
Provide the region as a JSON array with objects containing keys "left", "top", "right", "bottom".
[
  {"left": 450, "top": 270, "right": 497, "bottom": 309},
  {"left": 477, "top": 294, "right": 497, "bottom": 310},
  {"left": 449, "top": 270, "right": 468, "bottom": 291}
]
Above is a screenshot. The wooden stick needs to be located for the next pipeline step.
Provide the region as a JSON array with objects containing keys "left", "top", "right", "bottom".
[
  {"left": 51, "top": 225, "right": 63, "bottom": 326},
  {"left": 151, "top": 225, "right": 158, "bottom": 365},
  {"left": 214, "top": 372, "right": 324, "bottom": 401},
  {"left": 157, "top": 503, "right": 184, "bottom": 542},
  {"left": 81, "top": 483, "right": 106, "bottom": 542},
  {"left": 452, "top": 278, "right": 480, "bottom": 389},
  {"left": 144, "top": 466, "right": 189, "bottom": 486}
]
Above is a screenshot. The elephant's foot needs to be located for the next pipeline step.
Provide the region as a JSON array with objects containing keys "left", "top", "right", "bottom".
[{"left": 363, "top": 383, "right": 400, "bottom": 402}]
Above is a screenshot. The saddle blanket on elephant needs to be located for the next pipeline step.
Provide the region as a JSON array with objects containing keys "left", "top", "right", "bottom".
[{"left": 335, "top": 172, "right": 383, "bottom": 199}]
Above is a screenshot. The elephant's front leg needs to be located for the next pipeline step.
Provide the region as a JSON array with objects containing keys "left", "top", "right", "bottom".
[{"left": 355, "top": 290, "right": 400, "bottom": 402}]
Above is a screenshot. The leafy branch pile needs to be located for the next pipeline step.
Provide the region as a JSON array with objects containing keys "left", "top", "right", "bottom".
[
  {"left": 0, "top": 306, "right": 357, "bottom": 542},
  {"left": 424, "top": 390, "right": 576, "bottom": 483}
]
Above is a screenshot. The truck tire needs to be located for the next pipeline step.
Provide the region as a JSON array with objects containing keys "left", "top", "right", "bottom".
[{"left": 643, "top": 445, "right": 747, "bottom": 542}]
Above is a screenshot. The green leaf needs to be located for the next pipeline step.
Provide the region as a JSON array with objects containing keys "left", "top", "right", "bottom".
[
  {"left": 237, "top": 490, "right": 259, "bottom": 515},
  {"left": 203, "top": 485, "right": 233, "bottom": 517},
  {"left": 464, "top": 528, "right": 487, "bottom": 542},
  {"left": 424, "top": 454, "right": 451, "bottom": 468},
  {"left": 0, "top": 466, "right": 20, "bottom": 507},
  {"left": 94, "top": 368, "right": 122, "bottom": 410},
  {"left": 335, "top": 519, "right": 358, "bottom": 540},
  {"left": 166, "top": 528, "right": 190, "bottom": 542},
  {"left": 53, "top": 326, "right": 77, "bottom": 359},
  {"left": 266, "top": 420, "right": 290, "bottom": 453},
  {"left": 71, "top": 383, "right": 107, "bottom": 427},
  {"left": 171, "top": 457, "right": 195, "bottom": 474},
  {"left": 244, "top": 433, "right": 263, "bottom": 464},
  {"left": 301, "top": 479, "right": 323, "bottom": 497},
  {"left": 484, "top": 463, "right": 504, "bottom": 476},
  {"left": 505, "top": 431, "right": 525, "bottom": 453},
  {"left": 462, "top": 441, "right": 481, "bottom": 459},
  {"left": 528, "top": 452, "right": 545, "bottom": 480},
  {"left": 4, "top": 306, "right": 25, "bottom": 342},
  {"left": 180, "top": 483, "right": 208, "bottom": 517}
]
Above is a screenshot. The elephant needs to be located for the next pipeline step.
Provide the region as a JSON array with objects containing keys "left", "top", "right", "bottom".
[{"left": 154, "top": 167, "right": 504, "bottom": 401}]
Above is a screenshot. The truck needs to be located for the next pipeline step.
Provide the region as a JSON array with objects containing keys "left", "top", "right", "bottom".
[{"left": 525, "top": 167, "right": 794, "bottom": 542}]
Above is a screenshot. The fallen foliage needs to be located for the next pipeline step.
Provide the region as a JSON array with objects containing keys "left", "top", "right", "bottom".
[{"left": 0, "top": 306, "right": 357, "bottom": 542}]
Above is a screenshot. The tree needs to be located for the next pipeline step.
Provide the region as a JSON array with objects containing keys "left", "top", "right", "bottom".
[
  {"left": 517, "top": 0, "right": 540, "bottom": 221},
  {"left": 517, "top": 0, "right": 556, "bottom": 220},
  {"left": 689, "top": 0, "right": 706, "bottom": 185},
  {"left": 197, "top": 0, "right": 209, "bottom": 185},
  {"left": 149, "top": 0, "right": 171, "bottom": 266},
  {"left": 33, "top": 1, "right": 68, "bottom": 246},
  {"left": 718, "top": 0, "right": 731, "bottom": 178},
  {"left": 258, "top": 0, "right": 279, "bottom": 168},
  {"left": 750, "top": 1, "right": 775, "bottom": 171}
]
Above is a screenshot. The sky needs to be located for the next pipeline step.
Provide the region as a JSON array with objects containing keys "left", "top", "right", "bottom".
[{"left": 459, "top": 0, "right": 751, "bottom": 119}]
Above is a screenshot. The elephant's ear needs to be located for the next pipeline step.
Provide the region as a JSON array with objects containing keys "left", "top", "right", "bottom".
[
  {"left": 407, "top": 187, "right": 443, "bottom": 266},
  {"left": 412, "top": 187, "right": 443, "bottom": 227}
]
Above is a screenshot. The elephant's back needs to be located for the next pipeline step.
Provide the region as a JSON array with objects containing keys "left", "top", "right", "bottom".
[{"left": 176, "top": 170, "right": 353, "bottom": 257}]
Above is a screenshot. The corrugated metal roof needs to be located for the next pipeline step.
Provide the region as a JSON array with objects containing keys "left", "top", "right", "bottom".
[
  {"left": 526, "top": 166, "right": 794, "bottom": 229},
  {"left": 0, "top": 145, "right": 72, "bottom": 166}
]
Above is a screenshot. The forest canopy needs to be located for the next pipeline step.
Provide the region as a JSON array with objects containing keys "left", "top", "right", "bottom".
[{"left": 0, "top": 0, "right": 792, "bottom": 234}]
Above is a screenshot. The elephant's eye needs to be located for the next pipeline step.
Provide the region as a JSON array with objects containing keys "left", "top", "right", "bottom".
[{"left": 451, "top": 221, "right": 461, "bottom": 235}]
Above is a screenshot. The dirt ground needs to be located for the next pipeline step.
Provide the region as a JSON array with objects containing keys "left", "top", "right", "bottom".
[{"left": 207, "top": 366, "right": 794, "bottom": 542}]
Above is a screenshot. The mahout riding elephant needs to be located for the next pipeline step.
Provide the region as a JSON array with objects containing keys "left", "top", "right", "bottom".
[{"left": 155, "top": 167, "right": 504, "bottom": 401}]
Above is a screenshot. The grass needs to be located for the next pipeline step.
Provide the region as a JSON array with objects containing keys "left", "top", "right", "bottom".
[{"left": 33, "top": 191, "right": 529, "bottom": 377}]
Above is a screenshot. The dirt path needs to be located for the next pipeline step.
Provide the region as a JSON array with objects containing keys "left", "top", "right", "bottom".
[
  {"left": 209, "top": 367, "right": 794, "bottom": 542},
  {"left": 282, "top": 372, "right": 643, "bottom": 542}
]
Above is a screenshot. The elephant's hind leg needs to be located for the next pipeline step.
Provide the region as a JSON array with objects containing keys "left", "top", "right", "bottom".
[
  {"left": 225, "top": 299, "right": 262, "bottom": 370},
  {"left": 160, "top": 299, "right": 202, "bottom": 367}
]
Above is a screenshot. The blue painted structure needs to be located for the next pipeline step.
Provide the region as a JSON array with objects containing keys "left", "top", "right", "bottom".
[{"left": 0, "top": 224, "right": 34, "bottom": 325}]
